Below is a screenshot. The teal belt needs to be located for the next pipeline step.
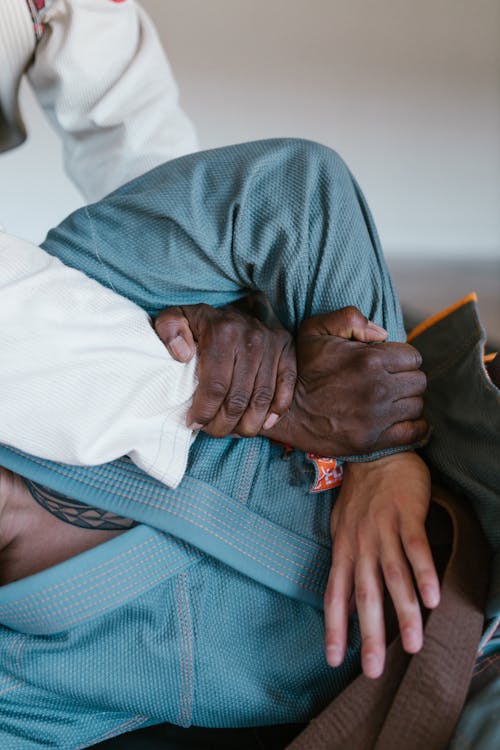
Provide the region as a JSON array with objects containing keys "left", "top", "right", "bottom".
[{"left": 0, "top": 445, "right": 331, "bottom": 635}]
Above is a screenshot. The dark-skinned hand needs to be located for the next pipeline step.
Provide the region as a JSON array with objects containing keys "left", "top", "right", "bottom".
[
  {"left": 154, "top": 303, "right": 296, "bottom": 438},
  {"left": 263, "top": 306, "right": 428, "bottom": 456}
]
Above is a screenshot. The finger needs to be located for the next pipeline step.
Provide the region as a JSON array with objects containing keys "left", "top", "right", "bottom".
[
  {"left": 376, "top": 418, "right": 429, "bottom": 450},
  {"left": 390, "top": 370, "right": 428, "bottom": 400},
  {"left": 263, "top": 340, "right": 297, "bottom": 431},
  {"left": 401, "top": 521, "right": 441, "bottom": 610},
  {"left": 389, "top": 397, "right": 425, "bottom": 424},
  {"left": 234, "top": 355, "right": 276, "bottom": 436},
  {"left": 155, "top": 308, "right": 196, "bottom": 362},
  {"left": 202, "top": 352, "right": 261, "bottom": 437},
  {"left": 377, "top": 342, "right": 423, "bottom": 373},
  {"left": 380, "top": 532, "right": 424, "bottom": 654},
  {"left": 300, "top": 307, "right": 388, "bottom": 342},
  {"left": 355, "top": 553, "right": 386, "bottom": 679},
  {"left": 187, "top": 346, "right": 235, "bottom": 429},
  {"left": 324, "top": 547, "right": 355, "bottom": 668}
]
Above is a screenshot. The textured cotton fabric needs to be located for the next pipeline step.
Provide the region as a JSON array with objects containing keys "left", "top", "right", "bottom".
[
  {"left": 0, "top": 231, "right": 197, "bottom": 485},
  {"left": 0, "top": 0, "right": 199, "bottom": 483},
  {"left": 0, "top": 0, "right": 35, "bottom": 150},
  {"left": 408, "top": 297, "right": 500, "bottom": 750},
  {"left": 0, "top": 139, "right": 409, "bottom": 748},
  {"left": 27, "top": 0, "right": 198, "bottom": 202},
  {"left": 411, "top": 298, "right": 500, "bottom": 554}
]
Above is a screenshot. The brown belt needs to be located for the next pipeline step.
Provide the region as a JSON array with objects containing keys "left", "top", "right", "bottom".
[{"left": 288, "top": 484, "right": 489, "bottom": 750}]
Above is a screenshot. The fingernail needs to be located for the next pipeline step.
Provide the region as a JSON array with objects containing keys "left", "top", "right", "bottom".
[
  {"left": 364, "top": 653, "right": 381, "bottom": 677},
  {"left": 367, "top": 322, "right": 388, "bottom": 336},
  {"left": 188, "top": 422, "right": 203, "bottom": 431},
  {"left": 263, "top": 413, "right": 280, "bottom": 430},
  {"left": 423, "top": 585, "right": 440, "bottom": 608},
  {"left": 326, "top": 646, "right": 342, "bottom": 667},
  {"left": 169, "top": 335, "right": 192, "bottom": 362}
]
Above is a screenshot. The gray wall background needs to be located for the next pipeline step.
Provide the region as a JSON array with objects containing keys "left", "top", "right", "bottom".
[{"left": 1, "top": 0, "right": 499, "bottom": 260}]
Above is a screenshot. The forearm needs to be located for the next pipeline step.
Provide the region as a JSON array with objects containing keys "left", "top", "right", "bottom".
[
  {"left": 11, "top": 140, "right": 419, "bottom": 467},
  {"left": 39, "top": 140, "right": 403, "bottom": 337},
  {"left": 28, "top": 0, "right": 198, "bottom": 201}
]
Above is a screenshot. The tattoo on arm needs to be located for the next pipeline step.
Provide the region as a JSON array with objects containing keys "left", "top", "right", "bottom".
[{"left": 24, "top": 480, "right": 136, "bottom": 531}]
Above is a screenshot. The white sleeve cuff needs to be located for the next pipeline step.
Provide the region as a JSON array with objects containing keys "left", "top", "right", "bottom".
[
  {"left": 0, "top": 232, "right": 197, "bottom": 488},
  {"left": 28, "top": 0, "right": 198, "bottom": 201}
]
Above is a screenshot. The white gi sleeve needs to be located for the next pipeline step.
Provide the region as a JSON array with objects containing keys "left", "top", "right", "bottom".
[
  {"left": 28, "top": 0, "right": 198, "bottom": 200},
  {"left": 0, "top": 0, "right": 199, "bottom": 486},
  {"left": 0, "top": 232, "right": 197, "bottom": 487}
]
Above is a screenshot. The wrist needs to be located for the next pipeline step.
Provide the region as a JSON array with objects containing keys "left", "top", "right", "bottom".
[{"left": 344, "top": 450, "right": 430, "bottom": 486}]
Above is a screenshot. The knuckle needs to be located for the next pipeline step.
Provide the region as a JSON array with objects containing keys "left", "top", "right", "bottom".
[
  {"left": 384, "top": 561, "right": 404, "bottom": 586},
  {"left": 405, "top": 535, "right": 427, "bottom": 557},
  {"left": 225, "top": 391, "right": 251, "bottom": 417},
  {"left": 371, "top": 379, "right": 389, "bottom": 404},
  {"left": 400, "top": 597, "right": 421, "bottom": 618},
  {"left": 189, "top": 406, "right": 212, "bottom": 424},
  {"left": 356, "top": 586, "right": 376, "bottom": 607},
  {"left": 324, "top": 588, "right": 344, "bottom": 609},
  {"left": 361, "top": 635, "right": 384, "bottom": 653},
  {"left": 371, "top": 506, "right": 393, "bottom": 528},
  {"left": 411, "top": 346, "right": 423, "bottom": 369},
  {"left": 251, "top": 386, "right": 274, "bottom": 409},
  {"left": 402, "top": 343, "right": 422, "bottom": 369},
  {"left": 246, "top": 328, "right": 265, "bottom": 349},
  {"left": 205, "top": 380, "right": 229, "bottom": 400},
  {"left": 343, "top": 305, "right": 364, "bottom": 327},
  {"left": 416, "top": 371, "right": 427, "bottom": 392},
  {"left": 355, "top": 525, "right": 370, "bottom": 549},
  {"left": 155, "top": 314, "right": 178, "bottom": 329},
  {"left": 361, "top": 635, "right": 380, "bottom": 651},
  {"left": 279, "top": 368, "right": 297, "bottom": 387},
  {"left": 155, "top": 317, "right": 185, "bottom": 340},
  {"left": 217, "top": 320, "right": 238, "bottom": 340},
  {"left": 365, "top": 350, "right": 384, "bottom": 372}
]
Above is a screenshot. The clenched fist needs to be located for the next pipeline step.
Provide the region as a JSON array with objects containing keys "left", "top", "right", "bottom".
[{"left": 264, "top": 307, "right": 427, "bottom": 457}]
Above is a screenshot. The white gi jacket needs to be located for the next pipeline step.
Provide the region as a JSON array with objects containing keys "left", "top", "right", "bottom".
[{"left": 0, "top": 0, "right": 199, "bottom": 487}]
